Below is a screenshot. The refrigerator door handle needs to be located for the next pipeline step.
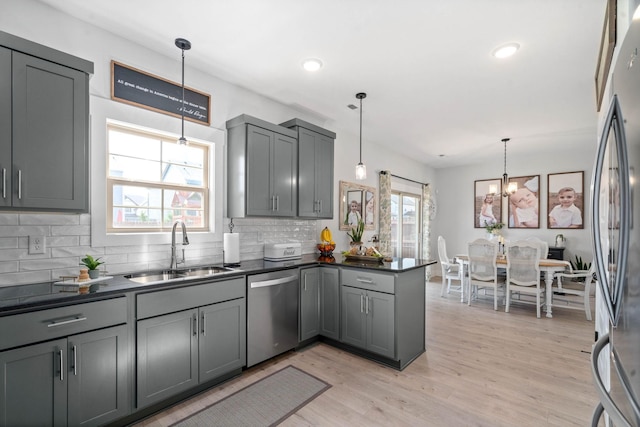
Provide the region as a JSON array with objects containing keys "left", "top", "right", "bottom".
[
  {"left": 591, "top": 333, "right": 633, "bottom": 427},
  {"left": 591, "top": 402, "right": 605, "bottom": 427}
]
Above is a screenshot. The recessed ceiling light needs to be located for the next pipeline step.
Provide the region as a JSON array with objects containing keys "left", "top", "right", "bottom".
[
  {"left": 492, "top": 43, "right": 520, "bottom": 59},
  {"left": 302, "top": 58, "right": 323, "bottom": 72}
]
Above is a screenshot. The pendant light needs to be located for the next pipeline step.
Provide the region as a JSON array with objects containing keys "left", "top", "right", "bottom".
[
  {"left": 175, "top": 38, "right": 191, "bottom": 145},
  {"left": 355, "top": 92, "right": 367, "bottom": 180},
  {"left": 501, "top": 138, "right": 518, "bottom": 197}
]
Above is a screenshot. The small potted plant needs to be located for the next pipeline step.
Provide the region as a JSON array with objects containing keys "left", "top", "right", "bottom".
[
  {"left": 484, "top": 222, "right": 504, "bottom": 238},
  {"left": 80, "top": 255, "right": 104, "bottom": 279},
  {"left": 347, "top": 219, "right": 365, "bottom": 247}
]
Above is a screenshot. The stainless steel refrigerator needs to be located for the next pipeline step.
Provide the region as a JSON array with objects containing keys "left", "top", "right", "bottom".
[{"left": 590, "top": 15, "right": 640, "bottom": 427}]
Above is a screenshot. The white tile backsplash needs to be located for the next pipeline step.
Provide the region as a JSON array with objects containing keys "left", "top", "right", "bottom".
[{"left": 0, "top": 213, "right": 319, "bottom": 287}]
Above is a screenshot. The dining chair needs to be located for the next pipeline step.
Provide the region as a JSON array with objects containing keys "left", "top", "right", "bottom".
[
  {"left": 505, "top": 240, "right": 544, "bottom": 318},
  {"left": 467, "top": 238, "right": 503, "bottom": 310},
  {"left": 524, "top": 236, "right": 549, "bottom": 258},
  {"left": 438, "top": 236, "right": 464, "bottom": 301},
  {"left": 552, "top": 263, "right": 596, "bottom": 320}
]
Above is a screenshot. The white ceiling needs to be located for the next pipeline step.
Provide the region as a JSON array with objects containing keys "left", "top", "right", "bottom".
[{"left": 38, "top": 0, "right": 607, "bottom": 168}]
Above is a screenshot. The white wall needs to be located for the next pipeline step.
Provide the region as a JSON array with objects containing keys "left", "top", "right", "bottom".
[
  {"left": 0, "top": 0, "right": 434, "bottom": 287},
  {"left": 432, "top": 143, "right": 598, "bottom": 266}
]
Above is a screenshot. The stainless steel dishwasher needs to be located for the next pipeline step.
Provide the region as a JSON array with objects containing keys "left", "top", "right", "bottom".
[{"left": 247, "top": 269, "right": 299, "bottom": 367}]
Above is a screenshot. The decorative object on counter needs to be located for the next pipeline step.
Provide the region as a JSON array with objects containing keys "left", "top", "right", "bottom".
[
  {"left": 347, "top": 218, "right": 365, "bottom": 246},
  {"left": 318, "top": 227, "right": 336, "bottom": 256},
  {"left": 80, "top": 255, "right": 104, "bottom": 279},
  {"left": 354, "top": 92, "right": 367, "bottom": 180},
  {"left": 78, "top": 269, "right": 90, "bottom": 282},
  {"left": 555, "top": 234, "right": 566, "bottom": 248},
  {"left": 175, "top": 37, "right": 192, "bottom": 145}
]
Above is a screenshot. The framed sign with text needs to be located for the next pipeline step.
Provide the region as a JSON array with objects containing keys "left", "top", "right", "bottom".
[{"left": 111, "top": 61, "right": 211, "bottom": 125}]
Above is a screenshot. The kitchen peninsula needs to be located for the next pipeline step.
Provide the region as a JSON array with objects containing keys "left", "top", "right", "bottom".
[{"left": 0, "top": 255, "right": 434, "bottom": 427}]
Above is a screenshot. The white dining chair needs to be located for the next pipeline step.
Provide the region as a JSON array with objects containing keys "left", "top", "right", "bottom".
[
  {"left": 505, "top": 240, "right": 544, "bottom": 318},
  {"left": 524, "top": 236, "right": 549, "bottom": 258},
  {"left": 438, "top": 236, "right": 464, "bottom": 301},
  {"left": 552, "top": 263, "right": 596, "bottom": 320},
  {"left": 467, "top": 238, "right": 503, "bottom": 310}
]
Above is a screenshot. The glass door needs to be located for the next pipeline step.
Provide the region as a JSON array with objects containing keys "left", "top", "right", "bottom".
[{"left": 390, "top": 192, "right": 421, "bottom": 258}]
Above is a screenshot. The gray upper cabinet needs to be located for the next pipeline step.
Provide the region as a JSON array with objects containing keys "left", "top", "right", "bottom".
[
  {"left": 281, "top": 119, "right": 335, "bottom": 218},
  {"left": 227, "top": 115, "right": 298, "bottom": 217},
  {"left": 0, "top": 31, "right": 93, "bottom": 212}
]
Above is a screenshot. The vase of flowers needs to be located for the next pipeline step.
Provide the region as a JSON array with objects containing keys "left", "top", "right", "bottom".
[{"left": 484, "top": 222, "right": 504, "bottom": 240}]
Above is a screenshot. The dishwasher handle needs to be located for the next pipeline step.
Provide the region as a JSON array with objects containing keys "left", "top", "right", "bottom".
[{"left": 250, "top": 275, "right": 298, "bottom": 288}]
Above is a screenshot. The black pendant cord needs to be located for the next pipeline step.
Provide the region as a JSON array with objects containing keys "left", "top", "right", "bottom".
[
  {"left": 356, "top": 92, "right": 367, "bottom": 164},
  {"left": 181, "top": 48, "right": 185, "bottom": 140}
]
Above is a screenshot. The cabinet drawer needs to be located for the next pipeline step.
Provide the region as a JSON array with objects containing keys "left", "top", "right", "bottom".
[
  {"left": 341, "top": 268, "right": 395, "bottom": 294},
  {"left": 137, "top": 277, "right": 245, "bottom": 320},
  {"left": 0, "top": 296, "right": 127, "bottom": 351}
]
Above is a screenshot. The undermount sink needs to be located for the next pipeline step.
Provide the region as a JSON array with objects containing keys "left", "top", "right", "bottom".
[{"left": 125, "top": 266, "right": 236, "bottom": 284}]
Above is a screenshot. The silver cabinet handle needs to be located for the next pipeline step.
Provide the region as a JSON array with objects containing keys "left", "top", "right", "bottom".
[
  {"left": 360, "top": 294, "right": 364, "bottom": 313},
  {"left": 47, "top": 316, "right": 87, "bottom": 328},
  {"left": 304, "top": 274, "right": 307, "bottom": 291},
  {"left": 193, "top": 313, "right": 197, "bottom": 336},
  {"left": 17, "top": 169, "right": 22, "bottom": 199},
  {"left": 365, "top": 295, "right": 370, "bottom": 315},
  {"left": 275, "top": 195, "right": 279, "bottom": 211},
  {"left": 1, "top": 168, "right": 5, "bottom": 199},
  {"left": 72, "top": 345, "right": 77, "bottom": 376},
  {"left": 250, "top": 275, "right": 297, "bottom": 288},
  {"left": 201, "top": 312, "right": 206, "bottom": 336},
  {"left": 357, "top": 277, "right": 374, "bottom": 284},
  {"left": 318, "top": 199, "right": 322, "bottom": 213},
  {"left": 59, "top": 349, "right": 64, "bottom": 381}
]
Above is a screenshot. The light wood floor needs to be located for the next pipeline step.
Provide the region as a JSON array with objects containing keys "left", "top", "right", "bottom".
[{"left": 134, "top": 278, "right": 599, "bottom": 426}]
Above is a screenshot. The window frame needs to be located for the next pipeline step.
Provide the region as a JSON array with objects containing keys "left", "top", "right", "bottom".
[
  {"left": 106, "top": 123, "right": 209, "bottom": 233},
  {"left": 90, "top": 97, "right": 224, "bottom": 249}
]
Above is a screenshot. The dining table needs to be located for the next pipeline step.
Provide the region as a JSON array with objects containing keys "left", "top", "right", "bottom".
[{"left": 454, "top": 255, "right": 571, "bottom": 318}]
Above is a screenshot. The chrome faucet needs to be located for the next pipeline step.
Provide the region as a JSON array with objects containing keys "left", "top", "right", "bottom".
[{"left": 170, "top": 220, "right": 189, "bottom": 269}]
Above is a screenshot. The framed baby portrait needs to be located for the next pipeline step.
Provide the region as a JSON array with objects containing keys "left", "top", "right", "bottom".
[
  {"left": 474, "top": 179, "right": 502, "bottom": 228},
  {"left": 507, "top": 175, "right": 540, "bottom": 229},
  {"left": 547, "top": 171, "right": 584, "bottom": 229}
]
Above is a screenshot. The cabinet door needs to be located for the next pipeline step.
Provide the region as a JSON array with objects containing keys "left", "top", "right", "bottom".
[
  {"left": 300, "top": 268, "right": 320, "bottom": 341},
  {"left": 246, "top": 125, "right": 274, "bottom": 216},
  {"left": 340, "top": 286, "right": 367, "bottom": 349},
  {"left": 315, "top": 134, "right": 334, "bottom": 218},
  {"left": 0, "top": 339, "right": 67, "bottom": 427},
  {"left": 320, "top": 267, "right": 340, "bottom": 340},
  {"left": 272, "top": 132, "right": 297, "bottom": 216},
  {"left": 12, "top": 52, "right": 88, "bottom": 211},
  {"left": 0, "top": 48, "right": 10, "bottom": 208},
  {"left": 199, "top": 298, "right": 246, "bottom": 383},
  {"left": 137, "top": 309, "right": 198, "bottom": 408},
  {"left": 366, "top": 290, "right": 395, "bottom": 359},
  {"left": 297, "top": 130, "right": 317, "bottom": 217},
  {"left": 67, "top": 324, "right": 129, "bottom": 426}
]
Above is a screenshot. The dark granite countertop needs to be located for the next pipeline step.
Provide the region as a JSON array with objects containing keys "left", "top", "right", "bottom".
[{"left": 0, "top": 254, "right": 435, "bottom": 315}]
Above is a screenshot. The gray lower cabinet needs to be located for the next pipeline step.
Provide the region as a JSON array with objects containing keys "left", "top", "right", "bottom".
[
  {"left": 300, "top": 268, "right": 320, "bottom": 341},
  {"left": 136, "top": 278, "right": 246, "bottom": 408},
  {"left": 319, "top": 267, "right": 340, "bottom": 340},
  {"left": 226, "top": 115, "right": 298, "bottom": 218},
  {"left": 300, "top": 267, "right": 340, "bottom": 342},
  {"left": 341, "top": 285, "right": 395, "bottom": 359},
  {"left": 0, "top": 324, "right": 129, "bottom": 427},
  {"left": 339, "top": 267, "right": 426, "bottom": 368},
  {"left": 0, "top": 32, "right": 92, "bottom": 211},
  {"left": 280, "top": 119, "right": 336, "bottom": 218}
]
